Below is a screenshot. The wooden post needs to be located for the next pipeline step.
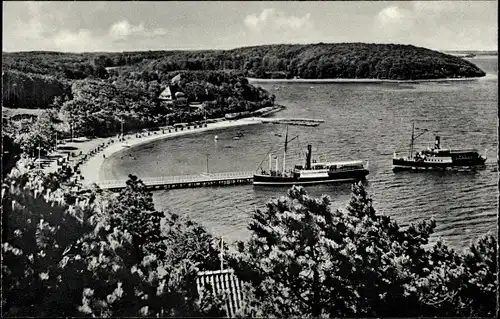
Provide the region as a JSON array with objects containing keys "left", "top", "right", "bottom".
[
  {"left": 220, "top": 236, "right": 224, "bottom": 271},
  {"left": 206, "top": 153, "right": 210, "bottom": 174}
]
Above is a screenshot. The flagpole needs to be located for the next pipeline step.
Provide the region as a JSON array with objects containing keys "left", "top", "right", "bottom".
[
  {"left": 283, "top": 126, "right": 288, "bottom": 174},
  {"left": 220, "top": 236, "right": 224, "bottom": 271},
  {"left": 283, "top": 150, "right": 286, "bottom": 174}
]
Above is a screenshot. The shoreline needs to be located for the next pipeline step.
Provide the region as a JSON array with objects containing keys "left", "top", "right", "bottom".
[
  {"left": 80, "top": 117, "right": 272, "bottom": 185},
  {"left": 247, "top": 76, "right": 486, "bottom": 84}
]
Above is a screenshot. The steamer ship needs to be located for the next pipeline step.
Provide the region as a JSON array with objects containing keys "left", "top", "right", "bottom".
[
  {"left": 392, "top": 123, "right": 487, "bottom": 171},
  {"left": 253, "top": 128, "right": 369, "bottom": 186}
]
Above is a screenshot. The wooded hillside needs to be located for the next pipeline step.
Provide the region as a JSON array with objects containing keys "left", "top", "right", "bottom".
[
  {"left": 2, "top": 43, "right": 486, "bottom": 110},
  {"left": 3, "top": 43, "right": 486, "bottom": 82}
]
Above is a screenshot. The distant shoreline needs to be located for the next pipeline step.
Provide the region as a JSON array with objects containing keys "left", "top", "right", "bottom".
[{"left": 247, "top": 76, "right": 485, "bottom": 84}]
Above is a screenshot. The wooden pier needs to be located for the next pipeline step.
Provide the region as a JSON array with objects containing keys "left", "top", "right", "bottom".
[
  {"left": 260, "top": 118, "right": 324, "bottom": 127},
  {"left": 95, "top": 171, "right": 255, "bottom": 191}
]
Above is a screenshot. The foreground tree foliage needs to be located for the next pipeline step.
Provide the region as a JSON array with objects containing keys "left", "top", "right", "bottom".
[
  {"left": 1, "top": 166, "right": 226, "bottom": 317},
  {"left": 230, "top": 183, "right": 497, "bottom": 318},
  {"left": 2, "top": 135, "right": 22, "bottom": 178},
  {"left": 2, "top": 161, "right": 496, "bottom": 317}
]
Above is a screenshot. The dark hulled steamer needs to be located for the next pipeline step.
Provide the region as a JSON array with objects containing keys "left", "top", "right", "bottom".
[
  {"left": 253, "top": 131, "right": 369, "bottom": 186},
  {"left": 392, "top": 123, "right": 487, "bottom": 171}
]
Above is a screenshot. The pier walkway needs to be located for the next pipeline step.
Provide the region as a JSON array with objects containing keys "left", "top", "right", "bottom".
[
  {"left": 94, "top": 171, "right": 255, "bottom": 191},
  {"left": 261, "top": 118, "right": 324, "bottom": 127}
]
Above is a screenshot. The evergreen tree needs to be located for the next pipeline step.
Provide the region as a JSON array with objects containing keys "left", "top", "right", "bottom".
[
  {"left": 230, "top": 183, "right": 495, "bottom": 317},
  {"left": 2, "top": 168, "right": 225, "bottom": 317}
]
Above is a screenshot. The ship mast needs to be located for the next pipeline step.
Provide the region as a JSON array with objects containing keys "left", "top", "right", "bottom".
[
  {"left": 283, "top": 126, "right": 288, "bottom": 174},
  {"left": 408, "top": 123, "right": 428, "bottom": 159},
  {"left": 409, "top": 122, "right": 415, "bottom": 159}
]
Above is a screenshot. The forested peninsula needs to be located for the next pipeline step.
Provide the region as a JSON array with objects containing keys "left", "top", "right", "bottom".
[{"left": 2, "top": 43, "right": 485, "bottom": 109}]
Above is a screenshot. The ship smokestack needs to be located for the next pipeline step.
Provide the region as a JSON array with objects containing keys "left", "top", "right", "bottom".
[
  {"left": 435, "top": 136, "right": 441, "bottom": 149},
  {"left": 306, "top": 145, "right": 312, "bottom": 169}
]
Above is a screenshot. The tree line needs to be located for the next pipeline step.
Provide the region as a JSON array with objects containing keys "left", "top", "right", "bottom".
[
  {"left": 3, "top": 43, "right": 486, "bottom": 84},
  {"left": 2, "top": 43, "right": 485, "bottom": 112},
  {"left": 2, "top": 160, "right": 496, "bottom": 317}
]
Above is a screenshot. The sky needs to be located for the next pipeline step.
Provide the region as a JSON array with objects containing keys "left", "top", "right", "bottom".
[{"left": 3, "top": 1, "right": 498, "bottom": 52}]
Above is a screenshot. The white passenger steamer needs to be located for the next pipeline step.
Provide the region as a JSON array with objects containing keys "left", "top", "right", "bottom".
[
  {"left": 392, "top": 123, "right": 487, "bottom": 171},
  {"left": 253, "top": 129, "right": 369, "bottom": 186}
]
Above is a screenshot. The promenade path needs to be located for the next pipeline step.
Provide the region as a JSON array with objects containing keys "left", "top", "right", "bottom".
[
  {"left": 39, "top": 114, "right": 322, "bottom": 187},
  {"left": 41, "top": 118, "right": 263, "bottom": 186}
]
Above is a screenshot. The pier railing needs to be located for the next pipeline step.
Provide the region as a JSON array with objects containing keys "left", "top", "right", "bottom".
[{"left": 96, "top": 171, "right": 255, "bottom": 190}]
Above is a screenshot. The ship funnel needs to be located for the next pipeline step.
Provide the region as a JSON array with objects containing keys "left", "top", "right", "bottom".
[
  {"left": 435, "top": 136, "right": 441, "bottom": 149},
  {"left": 306, "top": 145, "right": 312, "bottom": 169}
]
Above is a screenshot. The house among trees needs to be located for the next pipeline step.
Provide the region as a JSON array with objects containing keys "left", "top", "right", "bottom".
[
  {"left": 196, "top": 269, "right": 244, "bottom": 318},
  {"left": 158, "top": 86, "right": 188, "bottom": 109},
  {"left": 171, "top": 73, "right": 182, "bottom": 85},
  {"left": 173, "top": 91, "right": 188, "bottom": 108},
  {"left": 158, "top": 86, "right": 173, "bottom": 101},
  {"left": 189, "top": 101, "right": 204, "bottom": 112}
]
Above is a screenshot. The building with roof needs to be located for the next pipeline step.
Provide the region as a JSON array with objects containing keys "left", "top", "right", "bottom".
[
  {"left": 158, "top": 86, "right": 173, "bottom": 101},
  {"left": 171, "top": 73, "right": 182, "bottom": 85},
  {"left": 196, "top": 269, "right": 244, "bottom": 318},
  {"left": 189, "top": 101, "right": 204, "bottom": 112}
]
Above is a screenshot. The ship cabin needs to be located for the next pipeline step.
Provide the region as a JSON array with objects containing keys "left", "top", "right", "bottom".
[
  {"left": 326, "top": 160, "right": 365, "bottom": 172},
  {"left": 422, "top": 148, "right": 481, "bottom": 159},
  {"left": 293, "top": 160, "right": 365, "bottom": 172}
]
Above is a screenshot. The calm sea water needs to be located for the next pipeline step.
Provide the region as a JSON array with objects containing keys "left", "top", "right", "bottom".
[{"left": 100, "top": 57, "right": 498, "bottom": 251}]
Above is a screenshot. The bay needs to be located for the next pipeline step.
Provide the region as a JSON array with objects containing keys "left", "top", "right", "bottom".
[{"left": 100, "top": 57, "right": 498, "bottom": 251}]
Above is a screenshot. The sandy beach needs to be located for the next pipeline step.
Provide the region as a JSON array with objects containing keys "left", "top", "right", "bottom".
[{"left": 78, "top": 117, "right": 269, "bottom": 186}]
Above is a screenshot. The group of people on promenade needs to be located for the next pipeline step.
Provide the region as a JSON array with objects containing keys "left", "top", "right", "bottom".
[{"left": 55, "top": 122, "right": 211, "bottom": 186}]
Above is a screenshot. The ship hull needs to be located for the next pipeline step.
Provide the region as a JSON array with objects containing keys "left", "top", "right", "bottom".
[
  {"left": 253, "top": 169, "right": 369, "bottom": 186},
  {"left": 392, "top": 158, "right": 486, "bottom": 171}
]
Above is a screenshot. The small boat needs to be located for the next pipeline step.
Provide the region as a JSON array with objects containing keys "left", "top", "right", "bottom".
[
  {"left": 214, "top": 135, "right": 219, "bottom": 140},
  {"left": 233, "top": 136, "right": 240, "bottom": 140},
  {"left": 254, "top": 128, "right": 369, "bottom": 186},
  {"left": 392, "top": 123, "right": 487, "bottom": 171}
]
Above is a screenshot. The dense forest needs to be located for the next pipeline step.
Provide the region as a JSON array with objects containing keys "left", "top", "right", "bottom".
[
  {"left": 57, "top": 71, "right": 274, "bottom": 137},
  {"left": 2, "top": 70, "right": 71, "bottom": 109},
  {"left": 3, "top": 70, "right": 274, "bottom": 156},
  {"left": 3, "top": 43, "right": 486, "bottom": 84},
  {"left": 2, "top": 43, "right": 486, "bottom": 110}
]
